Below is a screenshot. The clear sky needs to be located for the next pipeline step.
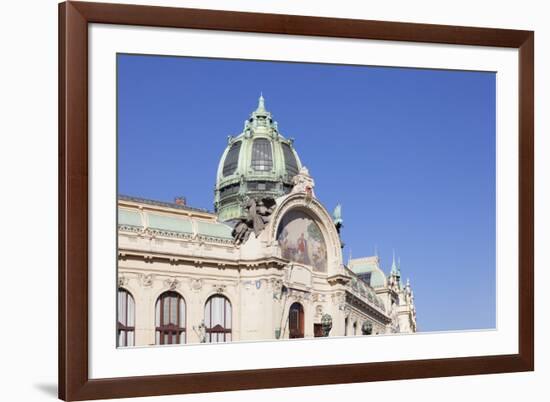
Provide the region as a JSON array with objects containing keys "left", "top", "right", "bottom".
[{"left": 117, "top": 54, "right": 496, "bottom": 332}]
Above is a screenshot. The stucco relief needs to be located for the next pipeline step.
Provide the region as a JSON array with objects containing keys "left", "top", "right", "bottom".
[
  {"left": 164, "top": 277, "right": 180, "bottom": 290},
  {"left": 118, "top": 275, "right": 129, "bottom": 287},
  {"left": 139, "top": 273, "right": 154, "bottom": 287}
]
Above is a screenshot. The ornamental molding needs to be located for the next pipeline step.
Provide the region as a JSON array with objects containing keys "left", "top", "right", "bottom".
[
  {"left": 164, "top": 277, "right": 180, "bottom": 290},
  {"left": 212, "top": 283, "right": 227, "bottom": 294},
  {"left": 267, "top": 193, "right": 343, "bottom": 269},
  {"left": 118, "top": 275, "right": 129, "bottom": 288},
  {"left": 139, "top": 273, "right": 154, "bottom": 287},
  {"left": 189, "top": 279, "right": 203, "bottom": 292}
]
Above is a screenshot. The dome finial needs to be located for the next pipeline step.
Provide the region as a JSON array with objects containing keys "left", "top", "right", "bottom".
[
  {"left": 257, "top": 92, "right": 266, "bottom": 112},
  {"left": 391, "top": 249, "right": 397, "bottom": 274}
]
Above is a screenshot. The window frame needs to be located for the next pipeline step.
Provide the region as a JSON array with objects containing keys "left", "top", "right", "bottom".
[
  {"left": 155, "top": 291, "right": 186, "bottom": 345},
  {"left": 117, "top": 288, "right": 135, "bottom": 347}
]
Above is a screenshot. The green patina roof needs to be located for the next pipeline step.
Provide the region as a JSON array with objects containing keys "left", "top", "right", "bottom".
[
  {"left": 196, "top": 221, "right": 233, "bottom": 239},
  {"left": 118, "top": 206, "right": 233, "bottom": 240},
  {"left": 118, "top": 208, "right": 142, "bottom": 227},
  {"left": 147, "top": 212, "right": 193, "bottom": 234},
  {"left": 349, "top": 258, "right": 387, "bottom": 288}
]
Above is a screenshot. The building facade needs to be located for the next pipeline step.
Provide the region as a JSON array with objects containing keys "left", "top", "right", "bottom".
[{"left": 117, "top": 96, "right": 417, "bottom": 347}]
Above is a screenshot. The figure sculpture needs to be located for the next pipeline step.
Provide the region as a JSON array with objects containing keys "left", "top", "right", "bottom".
[{"left": 231, "top": 197, "right": 276, "bottom": 244}]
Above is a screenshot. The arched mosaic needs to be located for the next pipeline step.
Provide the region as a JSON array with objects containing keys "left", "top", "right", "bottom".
[{"left": 276, "top": 210, "right": 327, "bottom": 272}]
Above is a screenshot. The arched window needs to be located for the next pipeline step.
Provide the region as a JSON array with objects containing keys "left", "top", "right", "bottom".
[
  {"left": 222, "top": 141, "right": 241, "bottom": 177},
  {"left": 155, "top": 292, "right": 186, "bottom": 345},
  {"left": 117, "top": 288, "right": 135, "bottom": 347},
  {"left": 204, "top": 295, "right": 232, "bottom": 343},
  {"left": 289, "top": 302, "right": 305, "bottom": 339},
  {"left": 251, "top": 138, "right": 273, "bottom": 171}
]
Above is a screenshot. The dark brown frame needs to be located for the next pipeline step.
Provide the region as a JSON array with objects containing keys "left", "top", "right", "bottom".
[{"left": 59, "top": 1, "right": 534, "bottom": 400}]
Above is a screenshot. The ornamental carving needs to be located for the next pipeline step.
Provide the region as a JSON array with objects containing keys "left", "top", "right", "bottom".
[
  {"left": 212, "top": 284, "right": 227, "bottom": 294},
  {"left": 164, "top": 277, "right": 180, "bottom": 290},
  {"left": 139, "top": 273, "right": 154, "bottom": 287},
  {"left": 190, "top": 279, "right": 203, "bottom": 292},
  {"left": 268, "top": 194, "right": 343, "bottom": 270},
  {"left": 118, "top": 275, "right": 129, "bottom": 288}
]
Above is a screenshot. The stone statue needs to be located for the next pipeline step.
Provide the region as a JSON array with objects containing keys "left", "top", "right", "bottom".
[
  {"left": 291, "top": 166, "right": 315, "bottom": 198},
  {"left": 193, "top": 320, "right": 207, "bottom": 343},
  {"left": 231, "top": 197, "right": 276, "bottom": 244},
  {"left": 333, "top": 203, "right": 343, "bottom": 234},
  {"left": 361, "top": 320, "right": 373, "bottom": 335},
  {"left": 321, "top": 313, "right": 333, "bottom": 337}
]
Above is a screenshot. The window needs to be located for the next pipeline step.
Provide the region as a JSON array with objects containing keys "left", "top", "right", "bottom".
[
  {"left": 155, "top": 292, "right": 186, "bottom": 345},
  {"left": 289, "top": 302, "right": 305, "bottom": 338},
  {"left": 222, "top": 141, "right": 241, "bottom": 176},
  {"left": 344, "top": 317, "right": 349, "bottom": 336},
  {"left": 353, "top": 321, "right": 358, "bottom": 336},
  {"left": 281, "top": 143, "right": 299, "bottom": 177},
  {"left": 358, "top": 272, "right": 372, "bottom": 286},
  {"left": 117, "top": 288, "right": 135, "bottom": 347},
  {"left": 251, "top": 138, "right": 273, "bottom": 171},
  {"left": 204, "top": 295, "right": 232, "bottom": 343}
]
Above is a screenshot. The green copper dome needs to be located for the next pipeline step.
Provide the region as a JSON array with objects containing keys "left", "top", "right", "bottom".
[{"left": 214, "top": 95, "right": 302, "bottom": 222}]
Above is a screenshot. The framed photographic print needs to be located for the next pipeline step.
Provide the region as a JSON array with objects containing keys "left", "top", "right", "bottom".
[{"left": 59, "top": 1, "right": 534, "bottom": 400}]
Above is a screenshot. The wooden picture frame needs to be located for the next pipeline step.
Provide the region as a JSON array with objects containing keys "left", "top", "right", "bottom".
[{"left": 59, "top": 1, "right": 534, "bottom": 400}]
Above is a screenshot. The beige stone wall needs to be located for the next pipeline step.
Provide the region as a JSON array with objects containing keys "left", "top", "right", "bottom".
[{"left": 116, "top": 192, "right": 415, "bottom": 347}]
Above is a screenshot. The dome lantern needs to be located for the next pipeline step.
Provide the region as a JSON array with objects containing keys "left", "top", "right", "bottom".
[{"left": 214, "top": 95, "right": 303, "bottom": 222}]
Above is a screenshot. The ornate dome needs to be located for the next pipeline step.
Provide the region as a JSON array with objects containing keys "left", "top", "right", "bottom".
[{"left": 214, "top": 95, "right": 303, "bottom": 222}]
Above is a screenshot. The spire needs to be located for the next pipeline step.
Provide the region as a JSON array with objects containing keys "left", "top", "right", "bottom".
[
  {"left": 397, "top": 256, "right": 402, "bottom": 277},
  {"left": 256, "top": 93, "right": 266, "bottom": 113},
  {"left": 390, "top": 249, "right": 397, "bottom": 274}
]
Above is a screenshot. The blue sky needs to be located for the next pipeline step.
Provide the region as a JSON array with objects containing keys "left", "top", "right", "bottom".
[{"left": 117, "top": 54, "right": 496, "bottom": 332}]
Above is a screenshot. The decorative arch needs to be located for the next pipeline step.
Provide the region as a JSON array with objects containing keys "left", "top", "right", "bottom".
[
  {"left": 117, "top": 288, "right": 135, "bottom": 347},
  {"left": 155, "top": 291, "right": 186, "bottom": 345},
  {"left": 268, "top": 193, "right": 344, "bottom": 275},
  {"left": 204, "top": 294, "right": 232, "bottom": 343}
]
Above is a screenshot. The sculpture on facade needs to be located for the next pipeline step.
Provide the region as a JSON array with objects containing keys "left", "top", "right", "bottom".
[
  {"left": 231, "top": 197, "right": 276, "bottom": 244},
  {"left": 361, "top": 320, "right": 373, "bottom": 335},
  {"left": 291, "top": 166, "right": 315, "bottom": 198},
  {"left": 321, "top": 313, "right": 333, "bottom": 337}
]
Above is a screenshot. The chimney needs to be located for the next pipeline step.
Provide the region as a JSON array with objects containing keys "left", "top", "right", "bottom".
[{"left": 174, "top": 196, "right": 186, "bottom": 206}]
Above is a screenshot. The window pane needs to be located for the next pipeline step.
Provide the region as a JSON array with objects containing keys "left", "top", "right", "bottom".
[
  {"left": 212, "top": 296, "right": 223, "bottom": 326},
  {"left": 118, "top": 290, "right": 127, "bottom": 326},
  {"left": 170, "top": 296, "right": 178, "bottom": 325},
  {"left": 155, "top": 298, "right": 160, "bottom": 326},
  {"left": 225, "top": 300, "right": 232, "bottom": 329},
  {"left": 282, "top": 143, "right": 299, "bottom": 177},
  {"left": 155, "top": 330, "right": 160, "bottom": 345},
  {"left": 180, "top": 331, "right": 186, "bottom": 344},
  {"left": 163, "top": 296, "right": 170, "bottom": 325},
  {"left": 127, "top": 294, "right": 135, "bottom": 327},
  {"left": 179, "top": 298, "right": 185, "bottom": 328},
  {"left": 118, "top": 330, "right": 125, "bottom": 347},
  {"left": 127, "top": 331, "right": 135, "bottom": 347},
  {"left": 222, "top": 141, "right": 241, "bottom": 176},
  {"left": 204, "top": 299, "right": 211, "bottom": 327},
  {"left": 251, "top": 138, "right": 273, "bottom": 171}
]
